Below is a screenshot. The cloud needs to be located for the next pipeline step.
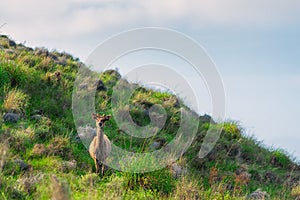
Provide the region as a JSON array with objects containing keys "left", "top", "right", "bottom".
[
  {"left": 1, "top": 0, "right": 300, "bottom": 57},
  {"left": 1, "top": 0, "right": 300, "bottom": 35}
]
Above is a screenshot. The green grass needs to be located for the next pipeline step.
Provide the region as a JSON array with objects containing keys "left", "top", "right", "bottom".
[{"left": 0, "top": 34, "right": 299, "bottom": 199}]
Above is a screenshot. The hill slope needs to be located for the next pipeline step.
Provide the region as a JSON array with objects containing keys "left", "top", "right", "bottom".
[{"left": 1, "top": 35, "right": 300, "bottom": 199}]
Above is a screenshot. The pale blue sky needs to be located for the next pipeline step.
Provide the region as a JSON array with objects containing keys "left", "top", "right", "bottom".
[{"left": 1, "top": 0, "right": 299, "bottom": 158}]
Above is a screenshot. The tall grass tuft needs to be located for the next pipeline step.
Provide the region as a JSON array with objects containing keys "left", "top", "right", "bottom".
[{"left": 3, "top": 89, "right": 29, "bottom": 114}]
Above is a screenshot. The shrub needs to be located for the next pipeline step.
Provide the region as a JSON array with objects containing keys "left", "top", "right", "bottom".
[
  {"left": 33, "top": 124, "right": 52, "bottom": 142},
  {"left": 7, "top": 129, "right": 33, "bottom": 154},
  {"left": 99, "top": 69, "right": 121, "bottom": 88},
  {"left": 2, "top": 160, "right": 22, "bottom": 176},
  {"left": 0, "top": 173, "right": 26, "bottom": 200},
  {"left": 0, "top": 61, "right": 28, "bottom": 87},
  {"left": 222, "top": 121, "right": 242, "bottom": 140},
  {"left": 291, "top": 183, "right": 300, "bottom": 198},
  {"left": 122, "top": 168, "right": 175, "bottom": 195},
  {"left": 0, "top": 36, "right": 10, "bottom": 48},
  {"left": 3, "top": 89, "right": 29, "bottom": 114},
  {"left": 271, "top": 149, "right": 291, "bottom": 168},
  {"left": 0, "top": 68, "right": 11, "bottom": 89},
  {"left": 31, "top": 144, "right": 48, "bottom": 158},
  {"left": 47, "top": 136, "right": 72, "bottom": 159}
]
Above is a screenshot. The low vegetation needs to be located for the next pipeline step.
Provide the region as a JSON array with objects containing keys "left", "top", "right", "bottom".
[{"left": 0, "top": 35, "right": 300, "bottom": 199}]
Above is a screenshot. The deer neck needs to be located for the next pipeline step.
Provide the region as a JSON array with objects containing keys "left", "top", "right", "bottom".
[{"left": 96, "top": 125, "right": 104, "bottom": 146}]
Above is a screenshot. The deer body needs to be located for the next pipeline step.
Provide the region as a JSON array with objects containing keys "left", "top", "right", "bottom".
[{"left": 89, "top": 114, "right": 111, "bottom": 175}]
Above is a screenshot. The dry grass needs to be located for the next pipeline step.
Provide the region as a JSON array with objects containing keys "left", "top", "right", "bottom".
[
  {"left": 51, "top": 175, "right": 71, "bottom": 200},
  {"left": 0, "top": 143, "right": 9, "bottom": 171},
  {"left": 172, "top": 176, "right": 200, "bottom": 200},
  {"left": 291, "top": 183, "right": 300, "bottom": 198},
  {"left": 3, "top": 89, "right": 29, "bottom": 113}
]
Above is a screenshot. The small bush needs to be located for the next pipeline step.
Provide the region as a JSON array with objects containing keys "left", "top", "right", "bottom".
[
  {"left": 33, "top": 125, "right": 52, "bottom": 142},
  {"left": 47, "top": 136, "right": 72, "bottom": 159},
  {"left": 222, "top": 121, "right": 242, "bottom": 140},
  {"left": 2, "top": 160, "right": 22, "bottom": 176},
  {"left": 271, "top": 149, "right": 291, "bottom": 168},
  {"left": 291, "top": 183, "right": 300, "bottom": 198},
  {"left": 0, "top": 61, "right": 29, "bottom": 87},
  {"left": 99, "top": 69, "right": 121, "bottom": 88},
  {"left": 122, "top": 168, "right": 175, "bottom": 195},
  {"left": 0, "top": 173, "right": 26, "bottom": 200},
  {"left": 0, "top": 36, "right": 10, "bottom": 48},
  {"left": 7, "top": 129, "right": 33, "bottom": 154},
  {"left": 79, "top": 173, "right": 99, "bottom": 189},
  {"left": 0, "top": 68, "right": 11, "bottom": 89},
  {"left": 31, "top": 144, "right": 48, "bottom": 158},
  {"left": 3, "top": 89, "right": 29, "bottom": 114}
]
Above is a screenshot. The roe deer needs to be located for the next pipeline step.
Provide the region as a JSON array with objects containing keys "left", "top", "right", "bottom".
[{"left": 89, "top": 113, "right": 111, "bottom": 176}]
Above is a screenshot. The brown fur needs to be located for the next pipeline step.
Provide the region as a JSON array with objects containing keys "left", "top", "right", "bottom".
[{"left": 89, "top": 113, "right": 111, "bottom": 176}]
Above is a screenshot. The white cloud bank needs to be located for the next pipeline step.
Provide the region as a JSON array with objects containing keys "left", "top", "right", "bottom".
[{"left": 1, "top": 0, "right": 300, "bottom": 43}]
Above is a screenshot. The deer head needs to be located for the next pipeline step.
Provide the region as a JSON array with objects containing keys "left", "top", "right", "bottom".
[{"left": 92, "top": 113, "right": 111, "bottom": 128}]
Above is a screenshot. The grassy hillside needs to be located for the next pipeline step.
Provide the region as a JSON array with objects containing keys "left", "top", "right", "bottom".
[{"left": 1, "top": 34, "right": 300, "bottom": 199}]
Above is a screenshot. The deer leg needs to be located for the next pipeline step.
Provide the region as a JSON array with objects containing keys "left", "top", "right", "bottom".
[
  {"left": 101, "top": 164, "right": 105, "bottom": 177},
  {"left": 97, "top": 162, "right": 103, "bottom": 177},
  {"left": 94, "top": 158, "right": 99, "bottom": 173}
]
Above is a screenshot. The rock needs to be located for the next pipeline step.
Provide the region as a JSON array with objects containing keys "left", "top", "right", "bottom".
[
  {"left": 31, "top": 114, "right": 43, "bottom": 121},
  {"left": 47, "top": 52, "right": 58, "bottom": 61},
  {"left": 199, "top": 114, "right": 214, "bottom": 124},
  {"left": 16, "top": 44, "right": 33, "bottom": 52},
  {"left": 149, "top": 141, "right": 161, "bottom": 151},
  {"left": 8, "top": 39, "right": 16, "bottom": 48},
  {"left": 163, "top": 97, "right": 180, "bottom": 108},
  {"left": 96, "top": 79, "right": 106, "bottom": 91},
  {"left": 78, "top": 83, "right": 88, "bottom": 90},
  {"left": 61, "top": 160, "right": 77, "bottom": 172},
  {"left": 247, "top": 189, "right": 270, "bottom": 200},
  {"left": 149, "top": 138, "right": 167, "bottom": 151},
  {"left": 14, "top": 159, "right": 29, "bottom": 171},
  {"left": 54, "top": 56, "right": 67, "bottom": 66},
  {"left": 234, "top": 165, "right": 251, "bottom": 185},
  {"left": 264, "top": 171, "right": 279, "bottom": 183},
  {"left": 59, "top": 52, "right": 73, "bottom": 60},
  {"left": 3, "top": 113, "right": 20, "bottom": 123},
  {"left": 169, "top": 162, "right": 188, "bottom": 179},
  {"left": 4, "top": 49, "right": 15, "bottom": 54},
  {"left": 228, "top": 144, "right": 241, "bottom": 158},
  {"left": 78, "top": 62, "right": 85, "bottom": 68},
  {"left": 32, "top": 109, "right": 43, "bottom": 115},
  {"left": 17, "top": 173, "right": 44, "bottom": 194},
  {"left": 34, "top": 48, "right": 49, "bottom": 57},
  {"left": 235, "top": 165, "right": 248, "bottom": 175}
]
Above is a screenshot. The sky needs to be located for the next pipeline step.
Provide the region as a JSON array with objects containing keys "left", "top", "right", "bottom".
[{"left": 1, "top": 0, "right": 300, "bottom": 159}]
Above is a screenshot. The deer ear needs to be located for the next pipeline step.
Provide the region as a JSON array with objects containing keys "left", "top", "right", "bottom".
[
  {"left": 92, "top": 113, "right": 98, "bottom": 119},
  {"left": 106, "top": 115, "right": 111, "bottom": 120}
]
